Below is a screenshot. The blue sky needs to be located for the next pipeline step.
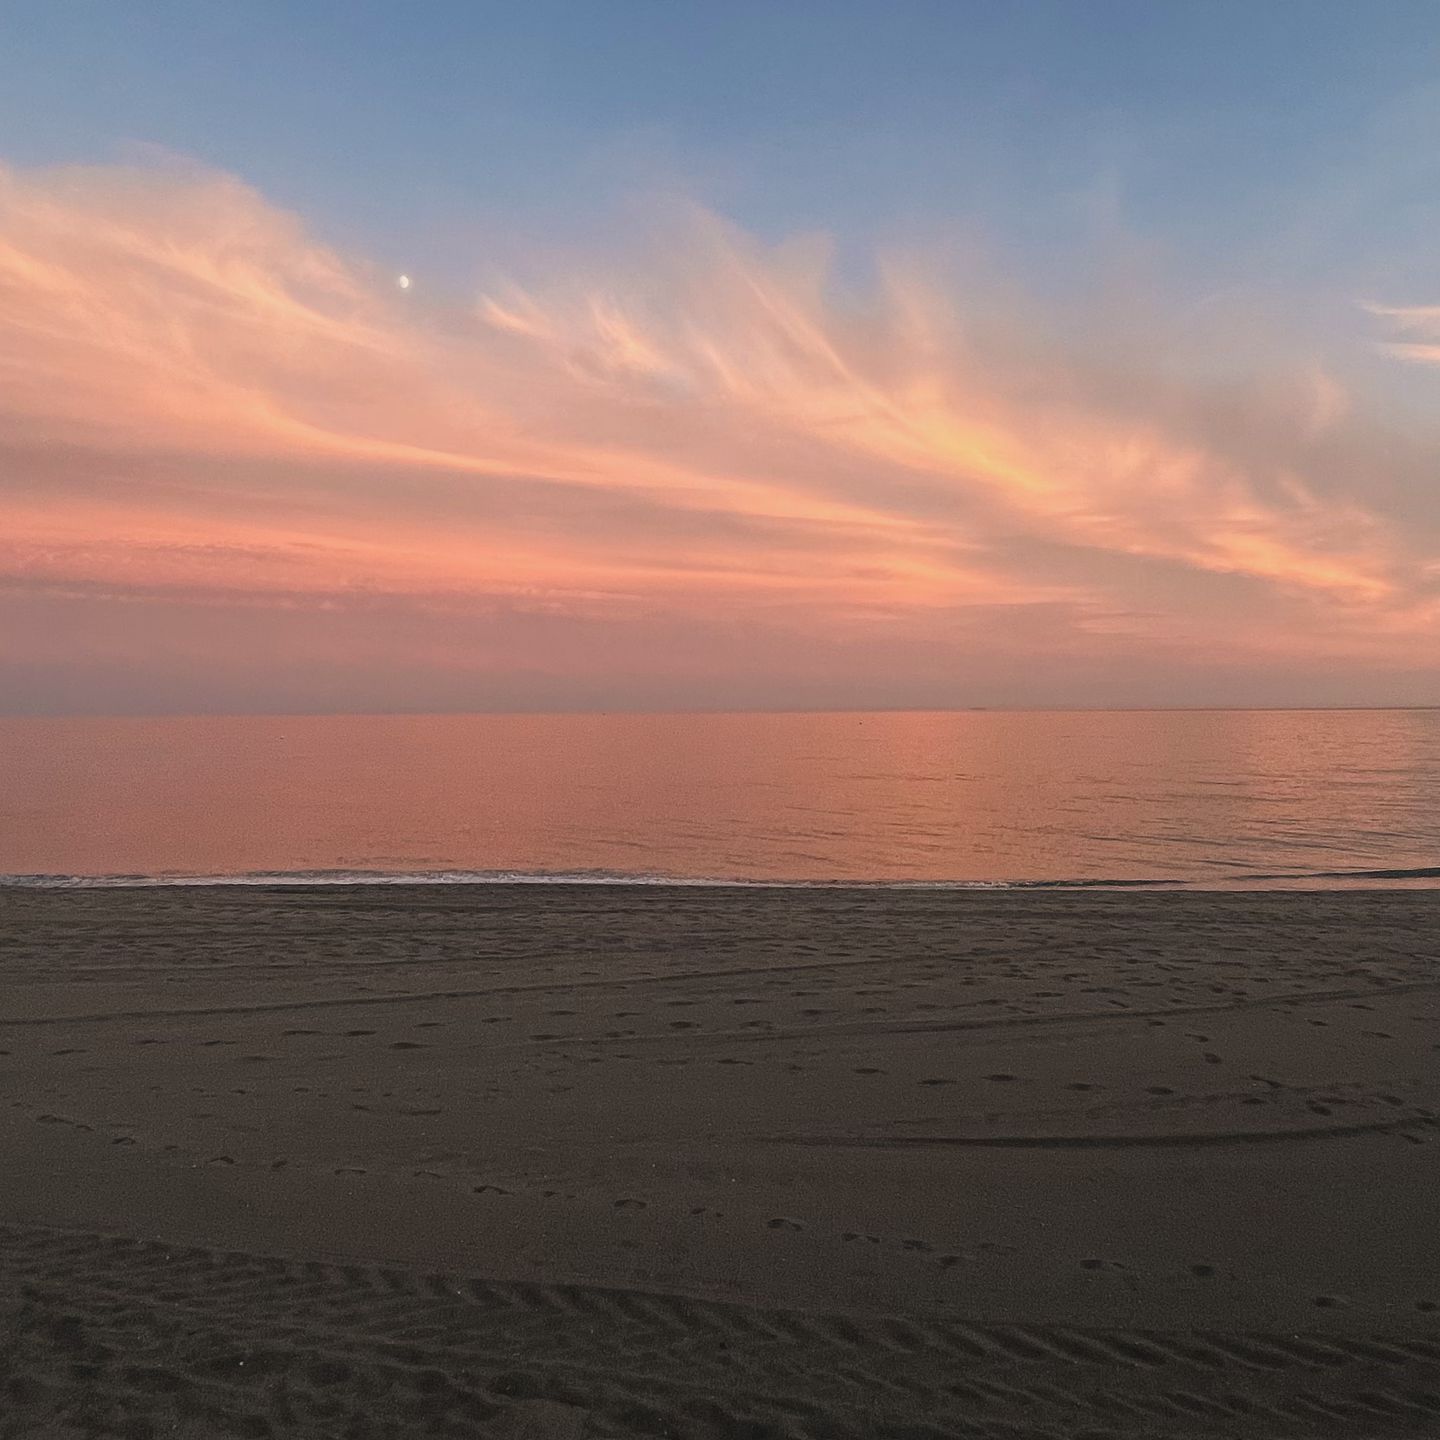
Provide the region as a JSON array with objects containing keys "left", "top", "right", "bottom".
[{"left": 5, "top": 0, "right": 1438, "bottom": 305}]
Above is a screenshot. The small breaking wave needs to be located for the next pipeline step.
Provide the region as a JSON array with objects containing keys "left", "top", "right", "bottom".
[{"left": 2, "top": 863, "right": 1438, "bottom": 890}]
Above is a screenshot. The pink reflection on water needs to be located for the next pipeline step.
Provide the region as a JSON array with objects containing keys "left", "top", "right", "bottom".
[{"left": 2, "top": 710, "right": 1438, "bottom": 885}]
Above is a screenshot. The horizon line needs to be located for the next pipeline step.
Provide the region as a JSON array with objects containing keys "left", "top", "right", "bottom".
[{"left": 4, "top": 704, "right": 1440, "bottom": 721}]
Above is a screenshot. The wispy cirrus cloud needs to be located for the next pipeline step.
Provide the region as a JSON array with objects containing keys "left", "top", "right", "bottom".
[
  {"left": 1369, "top": 301, "right": 1440, "bottom": 366},
  {"left": 1, "top": 157, "right": 1437, "bottom": 711}
]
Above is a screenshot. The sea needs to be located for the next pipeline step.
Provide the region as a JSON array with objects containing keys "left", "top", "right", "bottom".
[{"left": 2, "top": 709, "right": 1438, "bottom": 890}]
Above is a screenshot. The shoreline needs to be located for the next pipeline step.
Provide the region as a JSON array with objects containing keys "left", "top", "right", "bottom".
[{"left": 6, "top": 867, "right": 1440, "bottom": 892}]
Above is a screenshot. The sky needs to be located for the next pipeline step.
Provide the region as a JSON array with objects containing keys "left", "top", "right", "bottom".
[{"left": 3, "top": 1, "right": 1440, "bottom": 713}]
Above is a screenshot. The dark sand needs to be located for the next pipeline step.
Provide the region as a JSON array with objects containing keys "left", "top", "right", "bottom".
[{"left": 1, "top": 885, "right": 1438, "bottom": 1437}]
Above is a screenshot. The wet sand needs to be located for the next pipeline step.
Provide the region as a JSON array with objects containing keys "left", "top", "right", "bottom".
[{"left": 1, "top": 884, "right": 1438, "bottom": 1437}]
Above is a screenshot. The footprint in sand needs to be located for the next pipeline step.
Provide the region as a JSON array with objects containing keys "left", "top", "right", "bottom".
[{"left": 768, "top": 1216, "right": 804, "bottom": 1231}]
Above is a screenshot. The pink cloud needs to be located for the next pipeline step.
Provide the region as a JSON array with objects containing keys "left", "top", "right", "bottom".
[{"left": 2, "top": 158, "right": 1437, "bottom": 710}]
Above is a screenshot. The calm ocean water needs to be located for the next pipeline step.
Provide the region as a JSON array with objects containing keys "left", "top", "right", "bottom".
[{"left": 2, "top": 710, "right": 1438, "bottom": 889}]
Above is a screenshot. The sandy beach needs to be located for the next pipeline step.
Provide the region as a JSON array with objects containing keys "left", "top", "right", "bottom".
[{"left": 2, "top": 884, "right": 1438, "bottom": 1437}]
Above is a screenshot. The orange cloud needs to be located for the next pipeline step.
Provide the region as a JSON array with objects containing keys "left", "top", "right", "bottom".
[{"left": 2, "top": 158, "right": 1438, "bottom": 711}]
